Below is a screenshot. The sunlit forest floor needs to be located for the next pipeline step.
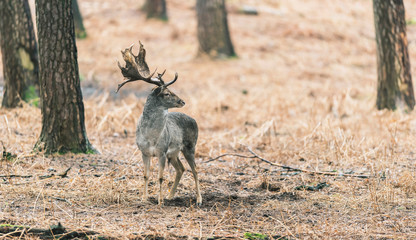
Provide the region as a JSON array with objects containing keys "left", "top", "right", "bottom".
[{"left": 1, "top": 0, "right": 416, "bottom": 239}]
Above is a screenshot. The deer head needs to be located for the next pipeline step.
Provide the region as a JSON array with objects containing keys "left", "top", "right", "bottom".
[{"left": 116, "top": 42, "right": 178, "bottom": 93}]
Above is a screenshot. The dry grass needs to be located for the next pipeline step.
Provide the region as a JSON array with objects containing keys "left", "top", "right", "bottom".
[{"left": 1, "top": 0, "right": 416, "bottom": 239}]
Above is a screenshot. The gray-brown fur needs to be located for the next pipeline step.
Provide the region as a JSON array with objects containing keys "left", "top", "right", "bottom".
[{"left": 116, "top": 43, "right": 202, "bottom": 205}]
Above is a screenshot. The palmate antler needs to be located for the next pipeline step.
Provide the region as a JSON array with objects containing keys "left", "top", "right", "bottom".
[{"left": 116, "top": 42, "right": 178, "bottom": 92}]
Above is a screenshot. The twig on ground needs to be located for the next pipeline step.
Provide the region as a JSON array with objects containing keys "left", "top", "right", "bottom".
[
  {"left": 1, "top": 140, "right": 5, "bottom": 154},
  {"left": 205, "top": 153, "right": 256, "bottom": 163},
  {"left": 50, "top": 197, "right": 73, "bottom": 205},
  {"left": 206, "top": 145, "right": 371, "bottom": 178},
  {"left": 0, "top": 167, "right": 72, "bottom": 180},
  {"left": 0, "top": 223, "right": 99, "bottom": 239},
  {"left": 0, "top": 227, "right": 22, "bottom": 239},
  {"left": 39, "top": 167, "right": 72, "bottom": 179},
  {"left": 17, "top": 153, "right": 37, "bottom": 159},
  {"left": 0, "top": 174, "right": 33, "bottom": 178}
]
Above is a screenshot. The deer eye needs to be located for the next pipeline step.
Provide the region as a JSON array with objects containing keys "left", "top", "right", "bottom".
[{"left": 163, "top": 93, "right": 170, "bottom": 97}]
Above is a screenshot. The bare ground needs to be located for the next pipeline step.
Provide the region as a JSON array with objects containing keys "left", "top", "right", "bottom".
[{"left": 1, "top": 0, "right": 416, "bottom": 239}]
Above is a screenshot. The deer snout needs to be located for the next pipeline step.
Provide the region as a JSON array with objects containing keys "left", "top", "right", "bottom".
[{"left": 177, "top": 99, "right": 185, "bottom": 107}]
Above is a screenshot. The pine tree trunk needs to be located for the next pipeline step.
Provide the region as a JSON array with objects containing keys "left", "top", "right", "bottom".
[
  {"left": 35, "top": 0, "right": 95, "bottom": 154},
  {"left": 0, "top": 0, "right": 39, "bottom": 108},
  {"left": 144, "top": 0, "right": 167, "bottom": 20},
  {"left": 373, "top": 0, "right": 415, "bottom": 111},
  {"left": 196, "top": 0, "right": 236, "bottom": 58},
  {"left": 72, "top": 0, "right": 87, "bottom": 39}
]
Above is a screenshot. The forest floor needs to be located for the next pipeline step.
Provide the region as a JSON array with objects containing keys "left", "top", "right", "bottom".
[{"left": 1, "top": 0, "right": 416, "bottom": 239}]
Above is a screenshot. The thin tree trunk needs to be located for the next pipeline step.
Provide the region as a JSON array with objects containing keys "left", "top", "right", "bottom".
[
  {"left": 72, "top": 0, "right": 87, "bottom": 39},
  {"left": 34, "top": 0, "right": 95, "bottom": 154},
  {"left": 373, "top": 0, "right": 415, "bottom": 111},
  {"left": 143, "top": 0, "right": 167, "bottom": 21},
  {"left": 0, "top": 0, "right": 39, "bottom": 108},
  {"left": 196, "top": 0, "right": 236, "bottom": 58}
]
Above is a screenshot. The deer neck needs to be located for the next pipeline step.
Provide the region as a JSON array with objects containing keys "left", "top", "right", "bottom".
[{"left": 140, "top": 98, "right": 168, "bottom": 138}]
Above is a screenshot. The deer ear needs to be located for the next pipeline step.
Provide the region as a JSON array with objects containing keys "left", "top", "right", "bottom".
[
  {"left": 158, "top": 86, "right": 167, "bottom": 96},
  {"left": 152, "top": 86, "right": 164, "bottom": 95}
]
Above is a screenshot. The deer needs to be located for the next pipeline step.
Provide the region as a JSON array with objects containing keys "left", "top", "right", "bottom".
[{"left": 116, "top": 42, "right": 202, "bottom": 205}]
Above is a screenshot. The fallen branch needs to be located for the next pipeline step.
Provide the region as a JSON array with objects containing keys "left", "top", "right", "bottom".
[
  {"left": 205, "top": 153, "right": 256, "bottom": 163},
  {"left": 39, "top": 167, "right": 72, "bottom": 179},
  {"left": 206, "top": 146, "right": 371, "bottom": 179},
  {"left": 0, "top": 167, "right": 71, "bottom": 180},
  {"left": 0, "top": 223, "right": 100, "bottom": 239},
  {"left": 50, "top": 196, "right": 73, "bottom": 205},
  {"left": 0, "top": 174, "right": 33, "bottom": 178}
]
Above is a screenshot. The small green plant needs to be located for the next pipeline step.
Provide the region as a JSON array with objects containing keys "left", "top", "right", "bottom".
[
  {"left": 85, "top": 148, "right": 98, "bottom": 154},
  {"left": 244, "top": 232, "right": 268, "bottom": 240},
  {"left": 1, "top": 141, "right": 16, "bottom": 162},
  {"left": 76, "top": 30, "right": 87, "bottom": 39},
  {"left": 407, "top": 18, "right": 416, "bottom": 25},
  {"left": 23, "top": 85, "right": 39, "bottom": 107},
  {"left": 0, "top": 224, "right": 29, "bottom": 229},
  {"left": 2, "top": 151, "right": 16, "bottom": 161}
]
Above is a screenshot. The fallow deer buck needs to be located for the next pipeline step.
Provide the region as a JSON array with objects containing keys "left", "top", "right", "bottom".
[{"left": 116, "top": 42, "right": 202, "bottom": 205}]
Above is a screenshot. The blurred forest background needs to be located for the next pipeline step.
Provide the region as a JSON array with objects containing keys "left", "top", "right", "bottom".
[{"left": 1, "top": 0, "right": 416, "bottom": 239}]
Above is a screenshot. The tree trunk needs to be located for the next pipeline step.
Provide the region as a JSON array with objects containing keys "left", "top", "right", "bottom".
[
  {"left": 196, "top": 0, "right": 236, "bottom": 58},
  {"left": 34, "top": 0, "right": 95, "bottom": 154},
  {"left": 143, "top": 0, "right": 167, "bottom": 21},
  {"left": 72, "top": 0, "right": 87, "bottom": 39},
  {"left": 0, "top": 0, "right": 39, "bottom": 108},
  {"left": 373, "top": 0, "right": 415, "bottom": 111}
]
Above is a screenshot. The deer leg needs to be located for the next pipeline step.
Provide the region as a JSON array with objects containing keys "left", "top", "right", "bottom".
[
  {"left": 142, "top": 154, "right": 151, "bottom": 201},
  {"left": 157, "top": 155, "right": 167, "bottom": 205},
  {"left": 167, "top": 156, "right": 184, "bottom": 200},
  {"left": 183, "top": 149, "right": 202, "bottom": 205}
]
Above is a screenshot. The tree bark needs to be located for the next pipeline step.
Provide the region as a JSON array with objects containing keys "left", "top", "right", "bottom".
[
  {"left": 72, "top": 0, "right": 87, "bottom": 39},
  {"left": 143, "top": 0, "right": 167, "bottom": 21},
  {"left": 373, "top": 0, "right": 415, "bottom": 111},
  {"left": 0, "top": 0, "right": 39, "bottom": 108},
  {"left": 34, "top": 0, "right": 95, "bottom": 154},
  {"left": 196, "top": 0, "right": 236, "bottom": 58}
]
